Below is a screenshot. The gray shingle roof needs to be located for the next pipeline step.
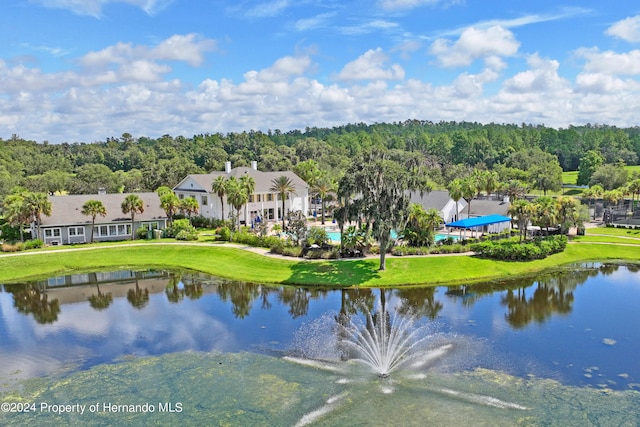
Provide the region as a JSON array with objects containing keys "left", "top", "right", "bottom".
[
  {"left": 41, "top": 193, "right": 167, "bottom": 227},
  {"left": 409, "top": 190, "right": 453, "bottom": 210},
  {"left": 175, "top": 167, "right": 308, "bottom": 194}
]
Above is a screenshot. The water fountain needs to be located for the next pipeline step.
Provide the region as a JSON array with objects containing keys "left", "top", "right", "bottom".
[{"left": 335, "top": 303, "right": 443, "bottom": 378}]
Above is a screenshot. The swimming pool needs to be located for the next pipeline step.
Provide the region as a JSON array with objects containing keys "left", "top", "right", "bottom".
[{"left": 325, "top": 230, "right": 457, "bottom": 243}]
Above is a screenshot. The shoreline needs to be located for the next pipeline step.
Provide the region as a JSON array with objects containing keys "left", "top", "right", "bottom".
[{"left": 0, "top": 239, "right": 638, "bottom": 287}]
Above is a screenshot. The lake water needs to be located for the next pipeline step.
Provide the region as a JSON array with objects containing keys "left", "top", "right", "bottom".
[{"left": 1, "top": 264, "right": 639, "bottom": 426}]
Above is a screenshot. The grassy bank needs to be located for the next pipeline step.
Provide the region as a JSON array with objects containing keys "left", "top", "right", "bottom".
[{"left": 0, "top": 241, "right": 638, "bottom": 287}]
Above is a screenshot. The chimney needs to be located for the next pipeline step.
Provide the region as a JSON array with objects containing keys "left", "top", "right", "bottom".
[
  {"left": 251, "top": 161, "right": 257, "bottom": 171},
  {"left": 225, "top": 161, "right": 231, "bottom": 173}
]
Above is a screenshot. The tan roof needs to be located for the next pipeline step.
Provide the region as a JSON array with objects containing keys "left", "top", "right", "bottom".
[
  {"left": 175, "top": 167, "right": 308, "bottom": 194},
  {"left": 41, "top": 193, "right": 167, "bottom": 227}
]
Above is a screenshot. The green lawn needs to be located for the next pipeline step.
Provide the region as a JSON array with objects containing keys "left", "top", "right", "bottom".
[
  {"left": 0, "top": 241, "right": 638, "bottom": 287},
  {"left": 562, "top": 170, "right": 579, "bottom": 185},
  {"left": 572, "top": 235, "right": 640, "bottom": 245},
  {"left": 562, "top": 164, "right": 640, "bottom": 186},
  {"left": 585, "top": 227, "right": 640, "bottom": 237}
]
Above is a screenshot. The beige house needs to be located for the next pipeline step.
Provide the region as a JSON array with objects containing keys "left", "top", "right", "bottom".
[
  {"left": 173, "top": 161, "right": 309, "bottom": 224},
  {"left": 37, "top": 193, "right": 167, "bottom": 245}
]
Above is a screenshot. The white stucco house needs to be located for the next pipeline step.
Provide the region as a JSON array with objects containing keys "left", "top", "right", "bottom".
[{"left": 173, "top": 161, "right": 309, "bottom": 225}]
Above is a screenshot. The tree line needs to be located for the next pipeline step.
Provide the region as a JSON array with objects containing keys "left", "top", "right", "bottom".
[{"left": 1, "top": 121, "right": 640, "bottom": 199}]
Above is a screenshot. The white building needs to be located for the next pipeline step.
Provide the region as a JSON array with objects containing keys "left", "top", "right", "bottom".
[{"left": 173, "top": 161, "right": 309, "bottom": 224}]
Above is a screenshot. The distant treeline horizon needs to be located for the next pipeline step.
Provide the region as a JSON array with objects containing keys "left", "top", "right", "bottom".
[{"left": 1, "top": 120, "right": 639, "bottom": 197}]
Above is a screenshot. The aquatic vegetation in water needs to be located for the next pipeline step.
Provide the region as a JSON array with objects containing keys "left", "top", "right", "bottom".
[{"left": 1, "top": 352, "right": 639, "bottom": 426}]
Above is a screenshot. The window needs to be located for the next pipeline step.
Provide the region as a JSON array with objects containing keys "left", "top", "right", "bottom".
[
  {"left": 96, "top": 224, "right": 131, "bottom": 237},
  {"left": 44, "top": 228, "right": 61, "bottom": 238},
  {"left": 68, "top": 227, "right": 84, "bottom": 236},
  {"left": 179, "top": 194, "right": 184, "bottom": 199},
  {"left": 256, "top": 194, "right": 262, "bottom": 202},
  {"left": 201, "top": 195, "right": 208, "bottom": 205},
  {"left": 267, "top": 194, "right": 273, "bottom": 202}
]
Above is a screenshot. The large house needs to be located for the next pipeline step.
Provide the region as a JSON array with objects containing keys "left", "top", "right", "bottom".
[
  {"left": 410, "top": 190, "right": 467, "bottom": 223},
  {"left": 410, "top": 190, "right": 510, "bottom": 222},
  {"left": 37, "top": 193, "right": 167, "bottom": 245},
  {"left": 173, "top": 161, "right": 309, "bottom": 225}
]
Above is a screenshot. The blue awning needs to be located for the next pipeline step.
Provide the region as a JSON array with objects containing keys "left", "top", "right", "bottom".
[{"left": 446, "top": 214, "right": 511, "bottom": 229}]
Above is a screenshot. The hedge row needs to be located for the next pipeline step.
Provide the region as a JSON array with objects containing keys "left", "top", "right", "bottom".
[
  {"left": 391, "top": 244, "right": 470, "bottom": 256},
  {"left": 0, "top": 239, "right": 45, "bottom": 252},
  {"left": 470, "top": 236, "right": 568, "bottom": 261}
]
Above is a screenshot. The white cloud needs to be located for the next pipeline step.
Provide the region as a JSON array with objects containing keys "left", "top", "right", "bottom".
[
  {"left": 30, "top": 0, "right": 175, "bottom": 17},
  {"left": 6, "top": 33, "right": 640, "bottom": 144},
  {"left": 243, "top": 0, "right": 290, "bottom": 18},
  {"left": 340, "top": 19, "right": 400, "bottom": 36},
  {"left": 575, "top": 47, "right": 640, "bottom": 75},
  {"left": 294, "top": 12, "right": 336, "bottom": 32},
  {"left": 606, "top": 15, "right": 640, "bottom": 43},
  {"left": 430, "top": 26, "right": 520, "bottom": 67},
  {"left": 81, "top": 34, "right": 216, "bottom": 69},
  {"left": 151, "top": 34, "right": 217, "bottom": 67},
  {"left": 502, "top": 54, "right": 568, "bottom": 94},
  {"left": 377, "top": 0, "right": 446, "bottom": 10},
  {"left": 336, "top": 48, "right": 405, "bottom": 81},
  {"left": 434, "top": 8, "right": 592, "bottom": 38}
]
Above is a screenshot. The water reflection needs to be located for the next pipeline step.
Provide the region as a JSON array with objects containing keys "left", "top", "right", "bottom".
[
  {"left": 0, "top": 264, "right": 629, "bottom": 327},
  {"left": 1, "top": 264, "right": 639, "bottom": 389},
  {"left": 4, "top": 284, "right": 61, "bottom": 324}
]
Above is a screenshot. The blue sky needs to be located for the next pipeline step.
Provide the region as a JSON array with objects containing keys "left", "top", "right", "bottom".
[{"left": 2, "top": 1, "right": 640, "bottom": 143}]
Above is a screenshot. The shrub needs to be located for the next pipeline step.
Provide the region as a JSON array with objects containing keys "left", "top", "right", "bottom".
[
  {"left": 306, "top": 227, "right": 329, "bottom": 246},
  {"left": 217, "top": 226, "right": 231, "bottom": 241},
  {"left": 136, "top": 225, "right": 151, "bottom": 240},
  {"left": 24, "top": 239, "right": 44, "bottom": 250},
  {"left": 1, "top": 242, "right": 25, "bottom": 252},
  {"left": 165, "top": 219, "right": 197, "bottom": 238},
  {"left": 321, "top": 247, "right": 341, "bottom": 259},
  {"left": 190, "top": 216, "right": 228, "bottom": 229},
  {"left": 175, "top": 229, "right": 198, "bottom": 241},
  {"left": 281, "top": 246, "right": 303, "bottom": 257},
  {"left": 471, "top": 236, "right": 567, "bottom": 261}
]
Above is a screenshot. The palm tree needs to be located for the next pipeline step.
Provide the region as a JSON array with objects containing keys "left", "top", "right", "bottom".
[
  {"left": 532, "top": 196, "right": 557, "bottom": 235},
  {"left": 556, "top": 196, "right": 579, "bottom": 234},
  {"left": 269, "top": 175, "right": 296, "bottom": 230},
  {"left": 24, "top": 192, "right": 52, "bottom": 240},
  {"left": 508, "top": 199, "right": 531, "bottom": 242},
  {"left": 504, "top": 179, "right": 528, "bottom": 203},
  {"left": 626, "top": 179, "right": 640, "bottom": 214},
  {"left": 81, "top": 199, "right": 107, "bottom": 243},
  {"left": 3, "top": 192, "right": 31, "bottom": 242},
  {"left": 180, "top": 196, "right": 199, "bottom": 218},
  {"left": 239, "top": 174, "right": 256, "bottom": 226},
  {"left": 226, "top": 177, "right": 248, "bottom": 230},
  {"left": 211, "top": 175, "right": 227, "bottom": 221},
  {"left": 424, "top": 208, "right": 443, "bottom": 234},
  {"left": 583, "top": 184, "right": 603, "bottom": 220},
  {"left": 156, "top": 186, "right": 173, "bottom": 198},
  {"left": 461, "top": 176, "right": 479, "bottom": 219},
  {"left": 447, "top": 179, "right": 463, "bottom": 222},
  {"left": 121, "top": 194, "right": 144, "bottom": 240},
  {"left": 481, "top": 170, "right": 499, "bottom": 200},
  {"left": 159, "top": 192, "right": 180, "bottom": 225},
  {"left": 311, "top": 176, "right": 336, "bottom": 225},
  {"left": 602, "top": 189, "right": 622, "bottom": 208}
]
